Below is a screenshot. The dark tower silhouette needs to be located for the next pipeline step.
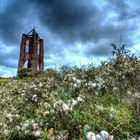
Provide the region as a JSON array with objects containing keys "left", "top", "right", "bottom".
[{"left": 17, "top": 28, "right": 44, "bottom": 74}]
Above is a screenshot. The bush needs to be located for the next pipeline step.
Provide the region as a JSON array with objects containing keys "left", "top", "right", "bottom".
[
  {"left": 0, "top": 44, "right": 140, "bottom": 139},
  {"left": 17, "top": 68, "right": 39, "bottom": 78}
]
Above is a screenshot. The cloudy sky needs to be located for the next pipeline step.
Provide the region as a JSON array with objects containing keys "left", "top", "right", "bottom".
[{"left": 0, "top": 0, "right": 140, "bottom": 77}]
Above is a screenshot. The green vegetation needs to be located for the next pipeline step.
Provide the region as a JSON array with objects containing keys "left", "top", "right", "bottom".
[
  {"left": 0, "top": 45, "right": 140, "bottom": 139},
  {"left": 0, "top": 77, "right": 10, "bottom": 86}
]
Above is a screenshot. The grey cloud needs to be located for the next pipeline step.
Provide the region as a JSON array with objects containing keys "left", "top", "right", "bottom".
[
  {"left": 86, "top": 41, "right": 112, "bottom": 57},
  {"left": 0, "top": 0, "right": 139, "bottom": 45},
  {"left": 0, "top": 0, "right": 140, "bottom": 76},
  {"left": 31, "top": 0, "right": 97, "bottom": 43},
  {"left": 31, "top": 0, "right": 139, "bottom": 46},
  {"left": 0, "top": 0, "right": 35, "bottom": 45},
  {"left": 0, "top": 47, "right": 18, "bottom": 68}
]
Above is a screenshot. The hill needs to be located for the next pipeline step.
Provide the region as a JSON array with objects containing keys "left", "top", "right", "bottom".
[{"left": 0, "top": 46, "right": 140, "bottom": 140}]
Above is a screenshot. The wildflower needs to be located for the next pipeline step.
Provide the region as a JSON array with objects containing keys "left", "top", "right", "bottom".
[
  {"left": 4, "top": 129, "right": 9, "bottom": 135},
  {"left": 16, "top": 125, "right": 21, "bottom": 131},
  {"left": 15, "top": 114, "right": 20, "bottom": 118},
  {"left": 32, "top": 123, "right": 38, "bottom": 130},
  {"left": 21, "top": 120, "right": 30, "bottom": 130},
  {"left": 96, "top": 134, "right": 101, "bottom": 140},
  {"left": 77, "top": 96, "right": 84, "bottom": 102},
  {"left": 62, "top": 103, "right": 70, "bottom": 112},
  {"left": 130, "top": 138, "right": 136, "bottom": 140},
  {"left": 108, "top": 135, "right": 114, "bottom": 140},
  {"left": 25, "top": 130, "right": 30, "bottom": 134},
  {"left": 33, "top": 130, "right": 41, "bottom": 137},
  {"left": 84, "top": 124, "right": 91, "bottom": 131},
  {"left": 73, "top": 83, "right": 77, "bottom": 88},
  {"left": 30, "top": 84, "right": 36, "bottom": 89},
  {"left": 86, "top": 131, "right": 96, "bottom": 140},
  {"left": 43, "top": 111, "right": 49, "bottom": 117},
  {"left": 88, "top": 81, "right": 93, "bottom": 86},
  {"left": 11, "top": 107, "right": 16, "bottom": 112},
  {"left": 96, "top": 105, "right": 105, "bottom": 112},
  {"left": 76, "top": 79, "right": 81, "bottom": 85},
  {"left": 92, "top": 83, "right": 97, "bottom": 88},
  {"left": 109, "top": 113, "right": 114, "bottom": 120},
  {"left": 113, "top": 87, "right": 118, "bottom": 91},
  {"left": 32, "top": 94, "right": 37, "bottom": 101},
  {"left": 24, "top": 83, "right": 27, "bottom": 89},
  {"left": 95, "top": 92, "right": 99, "bottom": 95},
  {"left": 6, "top": 113, "right": 12, "bottom": 118},
  {"left": 21, "top": 93, "right": 25, "bottom": 96},
  {"left": 72, "top": 77, "right": 77, "bottom": 81},
  {"left": 95, "top": 76, "right": 104, "bottom": 88},
  {"left": 0, "top": 123, "right": 3, "bottom": 128},
  {"left": 100, "top": 130, "right": 109, "bottom": 139},
  {"left": 48, "top": 128, "right": 54, "bottom": 137},
  {"left": 62, "top": 130, "right": 69, "bottom": 140},
  {"left": 133, "top": 92, "right": 140, "bottom": 99},
  {"left": 39, "top": 82, "right": 43, "bottom": 87},
  {"left": 127, "top": 91, "right": 131, "bottom": 95},
  {"left": 71, "top": 99, "right": 78, "bottom": 107},
  {"left": 50, "top": 109, "right": 55, "bottom": 113}
]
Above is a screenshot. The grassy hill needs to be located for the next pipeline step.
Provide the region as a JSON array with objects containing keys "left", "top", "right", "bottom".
[{"left": 0, "top": 46, "right": 140, "bottom": 140}]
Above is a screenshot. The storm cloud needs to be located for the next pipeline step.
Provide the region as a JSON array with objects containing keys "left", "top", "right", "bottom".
[{"left": 0, "top": 0, "right": 140, "bottom": 76}]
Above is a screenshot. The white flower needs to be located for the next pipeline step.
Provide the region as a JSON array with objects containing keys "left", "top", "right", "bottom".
[
  {"left": 88, "top": 81, "right": 93, "bottom": 86},
  {"left": 24, "top": 130, "right": 30, "bottom": 134},
  {"left": 71, "top": 99, "right": 78, "bottom": 107},
  {"left": 32, "top": 94, "right": 37, "bottom": 101},
  {"left": 21, "top": 125, "right": 27, "bottom": 131},
  {"left": 30, "top": 84, "right": 36, "bottom": 89},
  {"left": 96, "top": 105, "right": 105, "bottom": 112},
  {"left": 86, "top": 131, "right": 96, "bottom": 140},
  {"left": 62, "top": 103, "right": 70, "bottom": 111},
  {"left": 130, "top": 138, "right": 136, "bottom": 140},
  {"left": 76, "top": 79, "right": 81, "bottom": 85},
  {"left": 72, "top": 77, "right": 77, "bottom": 81},
  {"left": 95, "top": 92, "right": 99, "bottom": 95},
  {"left": 133, "top": 92, "right": 140, "bottom": 99},
  {"left": 77, "top": 96, "right": 84, "bottom": 102},
  {"left": 4, "top": 129, "right": 9, "bottom": 135},
  {"left": 34, "top": 87, "right": 38, "bottom": 91},
  {"left": 100, "top": 130, "right": 109, "bottom": 139},
  {"left": 127, "top": 91, "right": 131, "bottom": 95},
  {"left": 16, "top": 125, "right": 21, "bottom": 131},
  {"left": 84, "top": 124, "right": 91, "bottom": 131},
  {"left": 50, "top": 109, "right": 55, "bottom": 113},
  {"left": 128, "top": 91, "right": 140, "bottom": 99},
  {"left": 108, "top": 135, "right": 114, "bottom": 140},
  {"left": 15, "top": 114, "right": 20, "bottom": 118},
  {"left": 96, "top": 134, "right": 101, "bottom": 140},
  {"left": 43, "top": 111, "right": 49, "bottom": 117},
  {"left": 32, "top": 123, "right": 38, "bottom": 130},
  {"left": 95, "top": 77, "right": 104, "bottom": 88},
  {"left": 39, "top": 82, "right": 43, "bottom": 87},
  {"left": 113, "top": 87, "right": 118, "bottom": 91},
  {"left": 0, "top": 123, "right": 3, "bottom": 128},
  {"left": 73, "top": 83, "right": 77, "bottom": 88},
  {"left": 92, "top": 83, "right": 97, "bottom": 88},
  {"left": 21, "top": 120, "right": 30, "bottom": 130},
  {"left": 34, "top": 130, "right": 41, "bottom": 137},
  {"left": 21, "top": 93, "right": 25, "bottom": 96},
  {"left": 7, "top": 113, "right": 12, "bottom": 118}
]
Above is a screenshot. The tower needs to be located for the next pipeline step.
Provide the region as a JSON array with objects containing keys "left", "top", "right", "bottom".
[{"left": 17, "top": 28, "right": 44, "bottom": 74}]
